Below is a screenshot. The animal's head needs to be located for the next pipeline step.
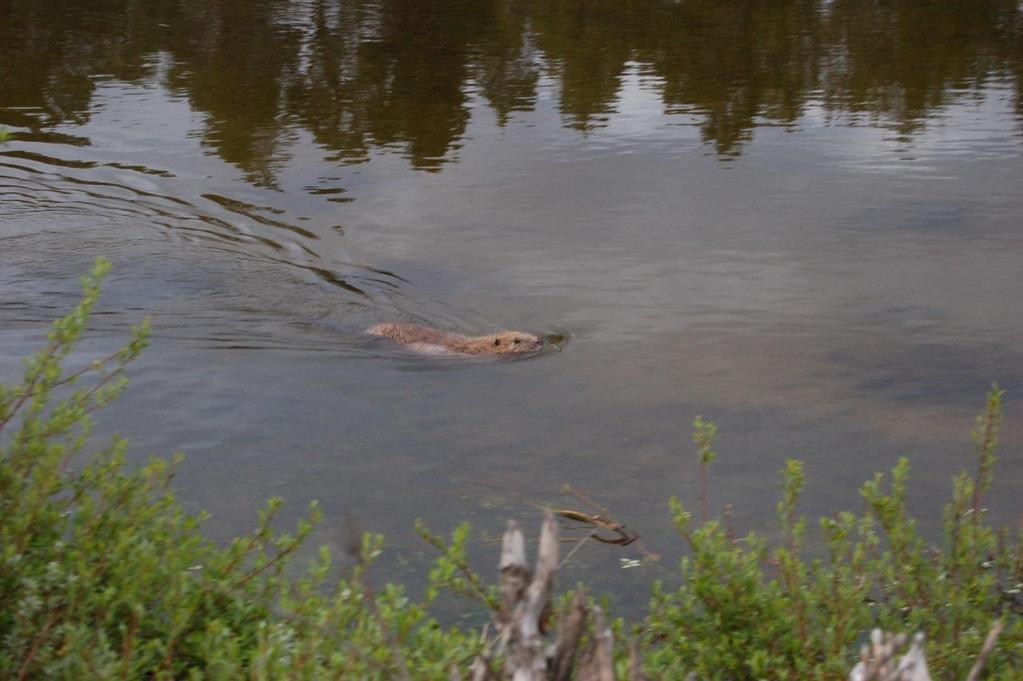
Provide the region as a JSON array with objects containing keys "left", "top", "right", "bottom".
[{"left": 463, "top": 331, "right": 543, "bottom": 354}]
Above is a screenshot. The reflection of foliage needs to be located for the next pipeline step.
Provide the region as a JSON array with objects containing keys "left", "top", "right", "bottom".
[
  {"left": 527, "top": 0, "right": 635, "bottom": 131},
  {"left": 0, "top": 0, "right": 1019, "bottom": 173},
  {"left": 641, "top": 0, "right": 823, "bottom": 155},
  {"left": 473, "top": 1, "right": 539, "bottom": 126},
  {"left": 822, "top": 0, "right": 1023, "bottom": 138},
  {"left": 286, "top": 0, "right": 478, "bottom": 172},
  {"left": 0, "top": 0, "right": 168, "bottom": 128},
  {"left": 165, "top": 0, "right": 299, "bottom": 187}
]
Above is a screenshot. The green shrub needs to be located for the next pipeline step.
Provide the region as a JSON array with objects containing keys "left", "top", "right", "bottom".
[{"left": 644, "top": 404, "right": 1022, "bottom": 679}]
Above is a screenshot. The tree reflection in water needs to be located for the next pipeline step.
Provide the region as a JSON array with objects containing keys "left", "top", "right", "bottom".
[{"left": 0, "top": 0, "right": 1019, "bottom": 178}]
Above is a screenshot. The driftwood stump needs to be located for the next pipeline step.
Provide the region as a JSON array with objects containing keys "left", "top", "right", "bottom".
[{"left": 458, "top": 513, "right": 644, "bottom": 681}]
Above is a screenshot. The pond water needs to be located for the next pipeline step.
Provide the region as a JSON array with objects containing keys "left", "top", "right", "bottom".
[{"left": 1, "top": 0, "right": 1022, "bottom": 605}]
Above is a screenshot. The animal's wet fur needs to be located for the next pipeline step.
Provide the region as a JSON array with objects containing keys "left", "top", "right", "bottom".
[{"left": 367, "top": 323, "right": 543, "bottom": 355}]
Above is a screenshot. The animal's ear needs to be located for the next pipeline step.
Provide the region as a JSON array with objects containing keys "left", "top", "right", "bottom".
[{"left": 493, "top": 338, "right": 501, "bottom": 346}]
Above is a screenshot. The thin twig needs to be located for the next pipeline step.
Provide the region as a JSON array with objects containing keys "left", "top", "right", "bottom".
[
  {"left": 559, "top": 535, "right": 591, "bottom": 570},
  {"left": 52, "top": 347, "right": 123, "bottom": 388},
  {"left": 0, "top": 341, "right": 60, "bottom": 434},
  {"left": 16, "top": 608, "right": 60, "bottom": 681},
  {"left": 346, "top": 513, "right": 413, "bottom": 681},
  {"left": 420, "top": 527, "right": 500, "bottom": 611},
  {"left": 965, "top": 619, "right": 1004, "bottom": 681}
]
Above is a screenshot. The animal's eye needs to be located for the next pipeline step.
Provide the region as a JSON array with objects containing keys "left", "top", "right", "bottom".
[
  {"left": 493, "top": 339, "right": 501, "bottom": 346},
  {"left": 513, "top": 338, "right": 521, "bottom": 345}
]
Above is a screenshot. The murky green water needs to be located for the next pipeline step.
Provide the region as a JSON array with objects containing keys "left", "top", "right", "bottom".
[{"left": 2, "top": 0, "right": 1022, "bottom": 602}]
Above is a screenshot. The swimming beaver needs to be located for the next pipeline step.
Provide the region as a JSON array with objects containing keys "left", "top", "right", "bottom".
[{"left": 367, "top": 322, "right": 543, "bottom": 355}]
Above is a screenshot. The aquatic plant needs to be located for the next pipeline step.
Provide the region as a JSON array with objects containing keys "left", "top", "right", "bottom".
[{"left": 0, "top": 261, "right": 1018, "bottom": 679}]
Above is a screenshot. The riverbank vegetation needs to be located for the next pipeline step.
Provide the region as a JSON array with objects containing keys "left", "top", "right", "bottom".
[{"left": 1, "top": 260, "right": 1019, "bottom": 679}]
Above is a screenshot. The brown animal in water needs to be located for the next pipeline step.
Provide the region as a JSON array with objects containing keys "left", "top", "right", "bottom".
[{"left": 367, "top": 322, "right": 543, "bottom": 355}]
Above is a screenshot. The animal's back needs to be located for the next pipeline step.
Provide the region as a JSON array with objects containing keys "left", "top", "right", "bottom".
[
  {"left": 366, "top": 323, "right": 464, "bottom": 347},
  {"left": 368, "top": 322, "right": 543, "bottom": 355}
]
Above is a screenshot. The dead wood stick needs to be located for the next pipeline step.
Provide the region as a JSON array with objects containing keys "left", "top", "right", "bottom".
[
  {"left": 628, "top": 639, "right": 647, "bottom": 681},
  {"left": 887, "top": 633, "right": 930, "bottom": 681},
  {"left": 500, "top": 520, "right": 530, "bottom": 624},
  {"left": 519, "top": 513, "right": 558, "bottom": 638},
  {"left": 509, "top": 513, "right": 559, "bottom": 681},
  {"left": 551, "top": 589, "right": 587, "bottom": 681},
  {"left": 469, "top": 657, "right": 497, "bottom": 681},
  {"left": 849, "top": 630, "right": 933, "bottom": 681},
  {"left": 563, "top": 485, "right": 613, "bottom": 517},
  {"left": 965, "top": 619, "right": 1004, "bottom": 681},
  {"left": 578, "top": 606, "right": 615, "bottom": 681}
]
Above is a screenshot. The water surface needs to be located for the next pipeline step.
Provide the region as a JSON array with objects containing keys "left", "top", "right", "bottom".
[{"left": 2, "top": 0, "right": 1022, "bottom": 603}]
